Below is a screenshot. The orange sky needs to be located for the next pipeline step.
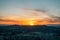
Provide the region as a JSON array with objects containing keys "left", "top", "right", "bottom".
[
  {"left": 0, "top": 18, "right": 60, "bottom": 25},
  {"left": 0, "top": 8, "right": 60, "bottom": 25}
]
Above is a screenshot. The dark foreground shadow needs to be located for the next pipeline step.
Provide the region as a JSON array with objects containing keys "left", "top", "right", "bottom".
[{"left": 0, "top": 25, "right": 60, "bottom": 40}]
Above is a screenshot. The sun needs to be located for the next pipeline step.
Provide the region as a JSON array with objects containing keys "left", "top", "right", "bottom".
[
  {"left": 18, "top": 19, "right": 36, "bottom": 25},
  {"left": 30, "top": 23, "right": 34, "bottom": 26},
  {"left": 29, "top": 19, "right": 35, "bottom": 26}
]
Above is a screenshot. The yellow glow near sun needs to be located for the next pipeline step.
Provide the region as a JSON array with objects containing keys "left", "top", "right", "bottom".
[
  {"left": 30, "top": 23, "right": 34, "bottom": 25},
  {"left": 29, "top": 19, "right": 35, "bottom": 25}
]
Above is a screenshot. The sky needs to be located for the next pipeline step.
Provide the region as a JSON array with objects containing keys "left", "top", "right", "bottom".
[{"left": 0, "top": 0, "right": 60, "bottom": 25}]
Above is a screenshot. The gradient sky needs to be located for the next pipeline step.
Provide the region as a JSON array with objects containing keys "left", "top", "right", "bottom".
[
  {"left": 0, "top": 0, "right": 60, "bottom": 19},
  {"left": 0, "top": 0, "right": 60, "bottom": 25}
]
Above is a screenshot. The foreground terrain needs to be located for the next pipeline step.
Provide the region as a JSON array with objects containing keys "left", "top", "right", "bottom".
[{"left": 0, "top": 25, "right": 60, "bottom": 40}]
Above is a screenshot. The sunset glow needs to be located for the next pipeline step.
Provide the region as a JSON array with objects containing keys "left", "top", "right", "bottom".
[
  {"left": 0, "top": 18, "right": 60, "bottom": 25},
  {"left": 28, "top": 19, "right": 35, "bottom": 25},
  {"left": 0, "top": 0, "right": 60, "bottom": 25}
]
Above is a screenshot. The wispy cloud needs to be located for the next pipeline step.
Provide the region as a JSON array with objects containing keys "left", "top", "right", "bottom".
[
  {"left": 0, "top": 8, "right": 60, "bottom": 25},
  {"left": 0, "top": 19, "right": 18, "bottom": 22}
]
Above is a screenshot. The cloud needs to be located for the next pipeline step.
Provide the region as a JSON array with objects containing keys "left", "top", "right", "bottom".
[
  {"left": 0, "top": 19, "right": 18, "bottom": 22},
  {"left": 22, "top": 8, "right": 48, "bottom": 17},
  {"left": 50, "top": 16, "right": 60, "bottom": 22},
  {"left": 0, "top": 8, "right": 60, "bottom": 25},
  {"left": 19, "top": 8, "right": 60, "bottom": 23},
  {"left": 34, "top": 9, "right": 46, "bottom": 13},
  {"left": 33, "top": 9, "right": 60, "bottom": 22}
]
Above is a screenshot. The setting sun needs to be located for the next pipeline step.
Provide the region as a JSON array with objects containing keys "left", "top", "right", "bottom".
[
  {"left": 28, "top": 19, "right": 35, "bottom": 25},
  {"left": 30, "top": 24, "right": 34, "bottom": 25},
  {"left": 29, "top": 22, "right": 34, "bottom": 25}
]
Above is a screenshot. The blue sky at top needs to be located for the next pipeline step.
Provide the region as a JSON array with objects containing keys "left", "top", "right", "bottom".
[{"left": 0, "top": 0, "right": 60, "bottom": 18}]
